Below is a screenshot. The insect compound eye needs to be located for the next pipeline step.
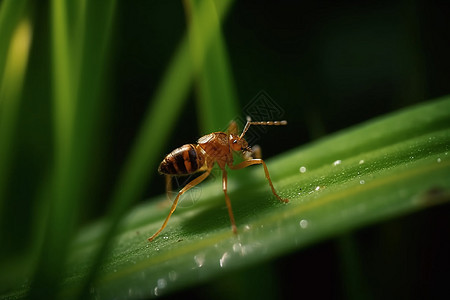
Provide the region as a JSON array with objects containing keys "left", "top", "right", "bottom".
[{"left": 230, "top": 137, "right": 242, "bottom": 151}]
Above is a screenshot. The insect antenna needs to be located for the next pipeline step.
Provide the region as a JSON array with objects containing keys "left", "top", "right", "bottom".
[{"left": 239, "top": 116, "right": 288, "bottom": 138}]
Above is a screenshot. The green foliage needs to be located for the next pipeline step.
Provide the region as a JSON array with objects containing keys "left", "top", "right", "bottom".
[
  {"left": 72, "top": 98, "right": 450, "bottom": 299},
  {"left": 0, "top": 0, "right": 449, "bottom": 299},
  {"left": 3, "top": 97, "right": 449, "bottom": 299}
]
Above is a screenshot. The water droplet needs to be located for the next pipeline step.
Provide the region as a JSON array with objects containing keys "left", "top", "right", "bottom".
[
  {"left": 169, "top": 271, "right": 178, "bottom": 281},
  {"left": 315, "top": 186, "right": 320, "bottom": 191},
  {"left": 299, "top": 219, "right": 309, "bottom": 229},
  {"left": 333, "top": 160, "right": 342, "bottom": 166},
  {"left": 359, "top": 160, "right": 365, "bottom": 164},
  {"left": 233, "top": 243, "right": 242, "bottom": 253},
  {"left": 194, "top": 254, "right": 205, "bottom": 268},
  {"left": 163, "top": 236, "right": 168, "bottom": 240},
  {"left": 359, "top": 180, "right": 365, "bottom": 184},
  {"left": 437, "top": 158, "right": 441, "bottom": 163},
  {"left": 157, "top": 278, "right": 167, "bottom": 289},
  {"left": 299, "top": 166, "right": 307, "bottom": 173},
  {"left": 220, "top": 252, "right": 230, "bottom": 268}
]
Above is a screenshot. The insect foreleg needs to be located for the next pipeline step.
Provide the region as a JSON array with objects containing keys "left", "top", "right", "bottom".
[
  {"left": 222, "top": 169, "right": 238, "bottom": 235},
  {"left": 229, "top": 159, "right": 288, "bottom": 203}
]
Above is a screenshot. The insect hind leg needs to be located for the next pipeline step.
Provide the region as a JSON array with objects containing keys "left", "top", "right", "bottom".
[
  {"left": 148, "top": 168, "right": 212, "bottom": 242},
  {"left": 165, "top": 175, "right": 172, "bottom": 202}
]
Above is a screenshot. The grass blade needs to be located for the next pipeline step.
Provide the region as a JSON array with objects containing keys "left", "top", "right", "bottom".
[
  {"left": 184, "top": 0, "right": 239, "bottom": 133},
  {"left": 77, "top": 0, "right": 236, "bottom": 297},
  {"left": 4, "top": 96, "right": 447, "bottom": 299},
  {"left": 0, "top": 0, "right": 28, "bottom": 82},
  {"left": 28, "top": 1, "right": 116, "bottom": 298},
  {"left": 27, "top": 0, "right": 79, "bottom": 298},
  {"left": 0, "top": 0, "right": 31, "bottom": 239}
]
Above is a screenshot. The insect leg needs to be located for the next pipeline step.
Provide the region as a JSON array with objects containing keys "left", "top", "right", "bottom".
[
  {"left": 222, "top": 169, "right": 238, "bottom": 235},
  {"left": 165, "top": 175, "right": 172, "bottom": 202},
  {"left": 229, "top": 159, "right": 289, "bottom": 203},
  {"left": 252, "top": 145, "right": 262, "bottom": 159},
  {"left": 148, "top": 168, "right": 212, "bottom": 242}
]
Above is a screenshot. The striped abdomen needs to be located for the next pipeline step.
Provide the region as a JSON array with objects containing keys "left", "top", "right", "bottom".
[{"left": 158, "top": 144, "right": 206, "bottom": 175}]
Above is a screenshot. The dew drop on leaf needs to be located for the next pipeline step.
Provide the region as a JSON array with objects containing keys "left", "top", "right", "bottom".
[
  {"left": 157, "top": 278, "right": 167, "bottom": 289},
  {"left": 299, "top": 219, "right": 309, "bottom": 229}
]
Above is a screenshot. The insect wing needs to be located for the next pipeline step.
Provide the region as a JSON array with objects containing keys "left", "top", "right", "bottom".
[{"left": 197, "top": 133, "right": 215, "bottom": 145}]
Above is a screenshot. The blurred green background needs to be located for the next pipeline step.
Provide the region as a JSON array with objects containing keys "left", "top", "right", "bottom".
[{"left": 0, "top": 0, "right": 449, "bottom": 299}]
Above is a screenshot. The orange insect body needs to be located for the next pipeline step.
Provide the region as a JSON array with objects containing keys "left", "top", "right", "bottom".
[
  {"left": 148, "top": 117, "right": 288, "bottom": 242},
  {"left": 158, "top": 144, "right": 206, "bottom": 175}
]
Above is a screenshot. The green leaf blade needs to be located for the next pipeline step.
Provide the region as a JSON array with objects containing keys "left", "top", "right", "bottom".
[{"left": 52, "top": 97, "right": 450, "bottom": 299}]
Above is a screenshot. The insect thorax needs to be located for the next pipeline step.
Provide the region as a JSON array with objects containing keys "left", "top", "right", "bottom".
[{"left": 197, "top": 132, "right": 232, "bottom": 167}]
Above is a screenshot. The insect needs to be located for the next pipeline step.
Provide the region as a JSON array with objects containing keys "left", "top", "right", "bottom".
[{"left": 148, "top": 116, "right": 288, "bottom": 242}]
